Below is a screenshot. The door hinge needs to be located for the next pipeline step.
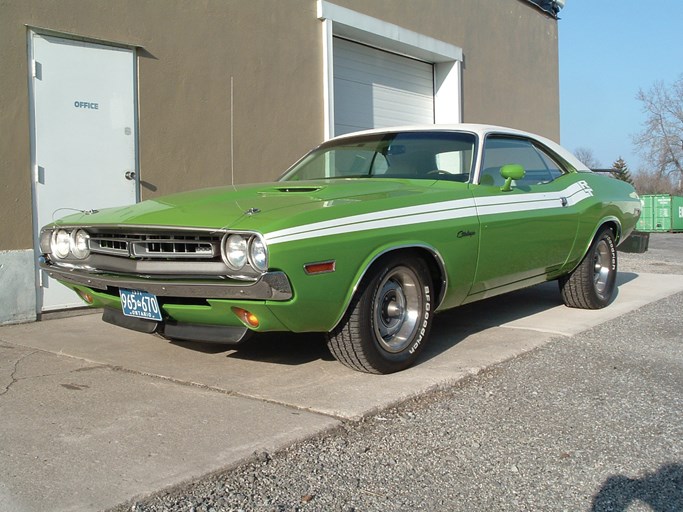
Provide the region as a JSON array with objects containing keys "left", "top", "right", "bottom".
[
  {"left": 31, "top": 60, "right": 42, "bottom": 80},
  {"left": 33, "top": 165, "right": 45, "bottom": 184}
]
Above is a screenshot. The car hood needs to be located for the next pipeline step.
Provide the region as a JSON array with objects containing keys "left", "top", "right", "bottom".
[{"left": 51, "top": 179, "right": 468, "bottom": 233}]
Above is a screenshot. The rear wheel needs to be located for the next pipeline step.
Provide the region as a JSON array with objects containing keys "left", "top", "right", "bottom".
[
  {"left": 326, "top": 255, "right": 434, "bottom": 374},
  {"left": 559, "top": 226, "right": 617, "bottom": 309}
]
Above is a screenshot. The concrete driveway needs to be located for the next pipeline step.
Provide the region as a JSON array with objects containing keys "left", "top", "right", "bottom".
[{"left": 2, "top": 271, "right": 683, "bottom": 511}]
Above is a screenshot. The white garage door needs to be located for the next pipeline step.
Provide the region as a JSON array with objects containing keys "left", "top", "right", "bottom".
[{"left": 333, "top": 38, "right": 435, "bottom": 136}]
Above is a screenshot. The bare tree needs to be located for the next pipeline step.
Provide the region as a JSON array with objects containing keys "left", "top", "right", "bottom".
[
  {"left": 634, "top": 75, "right": 683, "bottom": 187},
  {"left": 573, "top": 147, "right": 601, "bottom": 169},
  {"left": 632, "top": 168, "right": 682, "bottom": 195}
]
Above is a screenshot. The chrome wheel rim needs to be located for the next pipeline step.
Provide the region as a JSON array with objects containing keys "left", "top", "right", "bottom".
[
  {"left": 593, "top": 239, "right": 612, "bottom": 296},
  {"left": 373, "top": 266, "right": 422, "bottom": 353}
]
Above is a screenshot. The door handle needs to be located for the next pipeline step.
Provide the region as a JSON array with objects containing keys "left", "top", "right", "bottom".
[{"left": 124, "top": 171, "right": 136, "bottom": 181}]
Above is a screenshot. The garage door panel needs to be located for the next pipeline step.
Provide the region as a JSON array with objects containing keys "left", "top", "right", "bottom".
[
  {"left": 335, "top": 53, "right": 432, "bottom": 93},
  {"left": 334, "top": 38, "right": 434, "bottom": 135},
  {"left": 334, "top": 79, "right": 374, "bottom": 133}
]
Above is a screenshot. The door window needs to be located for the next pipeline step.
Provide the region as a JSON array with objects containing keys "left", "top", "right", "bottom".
[{"left": 479, "top": 137, "right": 566, "bottom": 187}]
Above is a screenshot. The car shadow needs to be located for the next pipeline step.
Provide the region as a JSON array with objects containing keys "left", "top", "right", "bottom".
[
  {"left": 171, "top": 272, "right": 641, "bottom": 369},
  {"left": 225, "top": 332, "right": 333, "bottom": 365},
  {"left": 591, "top": 463, "right": 683, "bottom": 511},
  {"left": 418, "top": 271, "right": 641, "bottom": 366}
]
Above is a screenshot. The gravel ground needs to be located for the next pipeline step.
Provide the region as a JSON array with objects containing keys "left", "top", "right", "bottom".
[
  {"left": 113, "top": 234, "right": 683, "bottom": 512},
  {"left": 618, "top": 232, "right": 683, "bottom": 275}
]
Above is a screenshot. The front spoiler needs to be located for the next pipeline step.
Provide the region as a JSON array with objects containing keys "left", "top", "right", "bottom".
[
  {"left": 102, "top": 308, "right": 252, "bottom": 344},
  {"left": 40, "top": 259, "right": 293, "bottom": 301}
]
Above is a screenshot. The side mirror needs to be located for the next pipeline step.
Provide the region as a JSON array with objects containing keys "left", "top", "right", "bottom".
[{"left": 500, "top": 164, "right": 525, "bottom": 192}]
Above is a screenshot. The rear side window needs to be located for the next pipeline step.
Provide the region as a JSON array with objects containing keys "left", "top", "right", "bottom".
[{"left": 479, "top": 137, "right": 566, "bottom": 187}]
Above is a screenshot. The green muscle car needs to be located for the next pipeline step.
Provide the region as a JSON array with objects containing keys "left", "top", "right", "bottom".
[{"left": 39, "top": 125, "right": 641, "bottom": 373}]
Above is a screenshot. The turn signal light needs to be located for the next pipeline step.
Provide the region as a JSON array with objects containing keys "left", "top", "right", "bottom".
[
  {"left": 232, "top": 307, "right": 260, "bottom": 328},
  {"left": 76, "top": 289, "right": 94, "bottom": 304}
]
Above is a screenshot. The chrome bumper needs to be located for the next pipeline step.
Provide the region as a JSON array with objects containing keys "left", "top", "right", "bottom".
[{"left": 40, "top": 260, "right": 293, "bottom": 301}]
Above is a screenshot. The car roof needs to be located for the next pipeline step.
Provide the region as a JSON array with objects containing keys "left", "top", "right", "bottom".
[{"left": 330, "top": 124, "right": 590, "bottom": 172}]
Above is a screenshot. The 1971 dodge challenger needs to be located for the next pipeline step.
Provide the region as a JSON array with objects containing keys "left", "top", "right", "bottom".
[{"left": 39, "top": 125, "right": 641, "bottom": 373}]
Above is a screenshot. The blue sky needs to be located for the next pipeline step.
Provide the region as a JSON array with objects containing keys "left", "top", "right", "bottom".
[{"left": 559, "top": 1, "right": 682, "bottom": 171}]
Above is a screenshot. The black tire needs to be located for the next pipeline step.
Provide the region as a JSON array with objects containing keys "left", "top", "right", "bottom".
[
  {"left": 326, "top": 255, "right": 434, "bottom": 374},
  {"left": 559, "top": 226, "right": 617, "bottom": 309}
]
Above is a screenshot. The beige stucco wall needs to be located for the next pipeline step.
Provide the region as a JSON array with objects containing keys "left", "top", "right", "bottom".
[
  {"left": 0, "top": 0, "right": 325, "bottom": 251},
  {"left": 0, "top": 0, "right": 558, "bottom": 253}
]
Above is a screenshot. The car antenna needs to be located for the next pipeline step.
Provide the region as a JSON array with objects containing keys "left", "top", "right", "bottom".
[{"left": 230, "top": 75, "right": 235, "bottom": 187}]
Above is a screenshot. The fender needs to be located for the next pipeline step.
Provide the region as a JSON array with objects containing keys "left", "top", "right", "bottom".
[
  {"left": 330, "top": 243, "right": 448, "bottom": 331},
  {"left": 565, "top": 216, "right": 622, "bottom": 275}
]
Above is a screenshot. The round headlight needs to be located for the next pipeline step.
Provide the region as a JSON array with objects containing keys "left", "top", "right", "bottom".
[
  {"left": 51, "top": 229, "right": 71, "bottom": 259},
  {"left": 249, "top": 237, "right": 268, "bottom": 272},
  {"left": 223, "top": 234, "right": 248, "bottom": 270},
  {"left": 70, "top": 229, "right": 90, "bottom": 259}
]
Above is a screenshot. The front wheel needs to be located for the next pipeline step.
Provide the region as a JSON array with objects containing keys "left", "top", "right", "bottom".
[
  {"left": 326, "top": 255, "right": 434, "bottom": 374},
  {"left": 559, "top": 226, "right": 617, "bottom": 309}
]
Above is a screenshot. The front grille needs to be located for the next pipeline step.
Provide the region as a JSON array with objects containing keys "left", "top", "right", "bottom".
[
  {"left": 89, "top": 232, "right": 221, "bottom": 260},
  {"left": 91, "top": 235, "right": 135, "bottom": 256}
]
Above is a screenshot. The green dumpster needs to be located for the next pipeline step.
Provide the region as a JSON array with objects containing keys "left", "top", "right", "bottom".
[{"left": 636, "top": 194, "right": 683, "bottom": 233}]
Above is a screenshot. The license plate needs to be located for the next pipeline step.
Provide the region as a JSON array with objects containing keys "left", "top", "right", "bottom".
[{"left": 119, "top": 288, "right": 162, "bottom": 321}]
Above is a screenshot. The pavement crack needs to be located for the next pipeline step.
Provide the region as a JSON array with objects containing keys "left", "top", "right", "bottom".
[
  {"left": 106, "top": 365, "right": 343, "bottom": 420},
  {"left": 0, "top": 350, "right": 38, "bottom": 397},
  {"left": 0, "top": 351, "right": 103, "bottom": 397}
]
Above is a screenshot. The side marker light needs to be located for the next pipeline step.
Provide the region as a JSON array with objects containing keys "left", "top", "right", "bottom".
[
  {"left": 232, "top": 307, "right": 260, "bottom": 328},
  {"left": 304, "top": 260, "right": 336, "bottom": 275}
]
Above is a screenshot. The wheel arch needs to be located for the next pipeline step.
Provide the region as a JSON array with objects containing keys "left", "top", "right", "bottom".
[
  {"left": 568, "top": 216, "right": 621, "bottom": 275},
  {"left": 330, "top": 244, "right": 447, "bottom": 331},
  {"left": 598, "top": 216, "right": 622, "bottom": 243}
]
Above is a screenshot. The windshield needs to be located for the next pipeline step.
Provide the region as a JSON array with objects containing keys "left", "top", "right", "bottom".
[{"left": 280, "top": 131, "right": 476, "bottom": 182}]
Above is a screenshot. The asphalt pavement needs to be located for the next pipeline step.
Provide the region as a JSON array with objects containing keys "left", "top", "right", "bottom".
[
  {"left": 1, "top": 233, "right": 681, "bottom": 511},
  {"left": 118, "top": 288, "right": 683, "bottom": 512}
]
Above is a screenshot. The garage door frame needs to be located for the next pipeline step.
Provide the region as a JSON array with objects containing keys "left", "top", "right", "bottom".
[{"left": 317, "top": 0, "right": 463, "bottom": 139}]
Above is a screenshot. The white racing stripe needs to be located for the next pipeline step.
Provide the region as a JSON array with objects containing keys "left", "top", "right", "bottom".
[
  {"left": 264, "top": 181, "right": 594, "bottom": 245},
  {"left": 265, "top": 198, "right": 477, "bottom": 241}
]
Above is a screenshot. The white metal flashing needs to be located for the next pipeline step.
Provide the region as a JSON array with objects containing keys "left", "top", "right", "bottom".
[
  {"left": 317, "top": 1, "right": 462, "bottom": 62},
  {"left": 321, "top": 18, "right": 335, "bottom": 140}
]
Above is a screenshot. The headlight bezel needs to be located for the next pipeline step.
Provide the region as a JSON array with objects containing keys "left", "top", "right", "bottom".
[
  {"left": 43, "top": 227, "right": 91, "bottom": 261},
  {"left": 249, "top": 236, "right": 268, "bottom": 272},
  {"left": 221, "top": 232, "right": 269, "bottom": 274},
  {"left": 51, "top": 229, "right": 71, "bottom": 260},
  {"left": 223, "top": 234, "right": 249, "bottom": 270},
  {"left": 70, "top": 229, "right": 91, "bottom": 259}
]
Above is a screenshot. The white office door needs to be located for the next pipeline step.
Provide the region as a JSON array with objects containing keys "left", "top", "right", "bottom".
[
  {"left": 30, "top": 33, "right": 138, "bottom": 312},
  {"left": 333, "top": 38, "right": 435, "bottom": 136}
]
